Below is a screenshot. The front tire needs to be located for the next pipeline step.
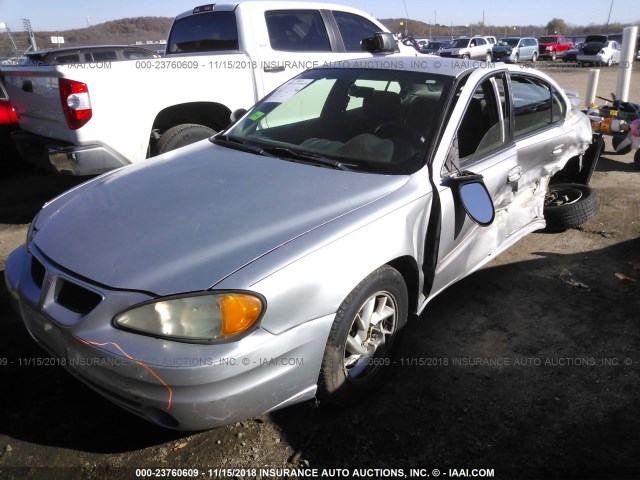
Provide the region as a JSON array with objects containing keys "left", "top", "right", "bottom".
[
  {"left": 485, "top": 52, "right": 492, "bottom": 62},
  {"left": 152, "top": 124, "right": 216, "bottom": 156},
  {"left": 532, "top": 52, "right": 538, "bottom": 63},
  {"left": 318, "top": 265, "right": 408, "bottom": 406}
]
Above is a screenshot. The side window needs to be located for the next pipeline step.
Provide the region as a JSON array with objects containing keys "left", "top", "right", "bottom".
[
  {"left": 511, "top": 75, "right": 564, "bottom": 136},
  {"left": 477, "top": 38, "right": 486, "bottom": 46},
  {"left": 445, "top": 74, "right": 509, "bottom": 172},
  {"left": 333, "top": 11, "right": 381, "bottom": 52},
  {"left": 55, "top": 54, "right": 80, "bottom": 64},
  {"left": 91, "top": 51, "right": 117, "bottom": 62},
  {"left": 266, "top": 10, "right": 331, "bottom": 52},
  {"left": 123, "top": 50, "right": 152, "bottom": 60}
]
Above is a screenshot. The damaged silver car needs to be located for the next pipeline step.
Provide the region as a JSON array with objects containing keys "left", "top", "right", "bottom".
[{"left": 5, "top": 57, "right": 597, "bottom": 430}]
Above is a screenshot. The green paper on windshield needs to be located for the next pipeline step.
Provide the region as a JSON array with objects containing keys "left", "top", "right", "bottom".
[{"left": 249, "top": 111, "right": 265, "bottom": 121}]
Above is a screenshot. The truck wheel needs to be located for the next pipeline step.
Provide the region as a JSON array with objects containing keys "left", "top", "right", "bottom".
[
  {"left": 551, "top": 51, "right": 557, "bottom": 61},
  {"left": 152, "top": 124, "right": 216, "bottom": 156},
  {"left": 543, "top": 183, "right": 598, "bottom": 232},
  {"left": 317, "top": 265, "right": 408, "bottom": 406}
]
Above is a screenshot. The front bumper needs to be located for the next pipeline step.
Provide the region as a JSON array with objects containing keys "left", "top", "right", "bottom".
[
  {"left": 576, "top": 54, "right": 607, "bottom": 64},
  {"left": 12, "top": 130, "right": 130, "bottom": 175},
  {"left": 5, "top": 246, "right": 333, "bottom": 430}
]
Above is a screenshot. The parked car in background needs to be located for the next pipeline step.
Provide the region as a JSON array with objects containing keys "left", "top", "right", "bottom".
[
  {"left": 21, "top": 45, "right": 159, "bottom": 65},
  {"left": 419, "top": 41, "right": 445, "bottom": 55},
  {"left": 537, "top": 35, "right": 572, "bottom": 60},
  {"left": 484, "top": 36, "right": 497, "bottom": 45},
  {"left": 6, "top": 56, "right": 598, "bottom": 431},
  {"left": 577, "top": 40, "right": 621, "bottom": 66},
  {"left": 562, "top": 42, "right": 584, "bottom": 62},
  {"left": 492, "top": 37, "right": 538, "bottom": 63},
  {"left": 439, "top": 36, "right": 493, "bottom": 61}
]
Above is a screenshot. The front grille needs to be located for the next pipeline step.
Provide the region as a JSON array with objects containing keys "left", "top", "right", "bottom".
[
  {"left": 56, "top": 279, "right": 102, "bottom": 314},
  {"left": 31, "top": 257, "right": 46, "bottom": 288}
]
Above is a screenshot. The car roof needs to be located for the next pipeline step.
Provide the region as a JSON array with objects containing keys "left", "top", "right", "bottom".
[
  {"left": 26, "top": 45, "right": 150, "bottom": 56},
  {"left": 175, "top": 1, "right": 379, "bottom": 20}
]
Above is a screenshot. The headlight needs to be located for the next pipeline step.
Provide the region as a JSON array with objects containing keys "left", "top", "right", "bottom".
[
  {"left": 507, "top": 49, "right": 512, "bottom": 55},
  {"left": 599, "top": 49, "right": 605, "bottom": 54},
  {"left": 114, "top": 292, "right": 264, "bottom": 343},
  {"left": 453, "top": 50, "right": 460, "bottom": 55}
]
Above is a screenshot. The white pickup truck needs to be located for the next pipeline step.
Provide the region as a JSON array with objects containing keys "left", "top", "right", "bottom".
[{"left": 2, "top": 1, "right": 414, "bottom": 175}]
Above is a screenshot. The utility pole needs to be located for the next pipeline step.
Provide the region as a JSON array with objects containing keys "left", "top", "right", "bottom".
[
  {"left": 22, "top": 18, "right": 37, "bottom": 52},
  {"left": 0, "top": 22, "right": 20, "bottom": 56},
  {"left": 605, "top": 0, "right": 614, "bottom": 30}
]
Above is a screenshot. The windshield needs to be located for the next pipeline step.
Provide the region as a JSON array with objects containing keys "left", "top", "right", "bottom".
[
  {"left": 167, "top": 11, "right": 238, "bottom": 54},
  {"left": 223, "top": 68, "right": 453, "bottom": 175},
  {"left": 498, "top": 39, "right": 519, "bottom": 47},
  {"left": 446, "top": 39, "right": 470, "bottom": 49}
]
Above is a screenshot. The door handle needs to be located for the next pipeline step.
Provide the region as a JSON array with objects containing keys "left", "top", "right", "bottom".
[
  {"left": 552, "top": 144, "right": 565, "bottom": 155},
  {"left": 507, "top": 166, "right": 522, "bottom": 183}
]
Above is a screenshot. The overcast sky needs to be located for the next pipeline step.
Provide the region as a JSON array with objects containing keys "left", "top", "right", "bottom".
[{"left": 1, "top": 0, "right": 638, "bottom": 32}]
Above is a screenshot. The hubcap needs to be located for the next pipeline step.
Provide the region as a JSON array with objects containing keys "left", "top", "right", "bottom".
[
  {"left": 545, "top": 187, "right": 583, "bottom": 207},
  {"left": 343, "top": 292, "right": 397, "bottom": 380}
]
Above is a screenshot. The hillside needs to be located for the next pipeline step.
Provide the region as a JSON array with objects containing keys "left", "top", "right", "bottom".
[{"left": 1, "top": 17, "right": 172, "bottom": 57}]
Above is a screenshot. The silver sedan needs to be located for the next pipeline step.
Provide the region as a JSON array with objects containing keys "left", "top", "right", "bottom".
[{"left": 5, "top": 57, "right": 594, "bottom": 430}]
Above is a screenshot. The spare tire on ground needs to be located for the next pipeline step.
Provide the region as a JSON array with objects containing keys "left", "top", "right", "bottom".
[{"left": 543, "top": 183, "right": 599, "bottom": 232}]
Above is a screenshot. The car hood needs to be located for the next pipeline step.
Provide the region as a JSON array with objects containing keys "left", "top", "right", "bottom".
[
  {"left": 34, "top": 141, "right": 408, "bottom": 296},
  {"left": 492, "top": 46, "right": 512, "bottom": 52}
]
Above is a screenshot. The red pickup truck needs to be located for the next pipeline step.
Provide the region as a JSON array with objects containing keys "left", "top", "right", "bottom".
[{"left": 537, "top": 35, "right": 573, "bottom": 60}]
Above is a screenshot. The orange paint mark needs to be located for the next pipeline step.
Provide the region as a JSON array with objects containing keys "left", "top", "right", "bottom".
[{"left": 77, "top": 339, "right": 173, "bottom": 410}]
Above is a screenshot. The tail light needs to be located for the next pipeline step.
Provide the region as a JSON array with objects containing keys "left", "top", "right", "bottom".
[
  {"left": 0, "top": 99, "right": 18, "bottom": 125},
  {"left": 59, "top": 78, "right": 92, "bottom": 129}
]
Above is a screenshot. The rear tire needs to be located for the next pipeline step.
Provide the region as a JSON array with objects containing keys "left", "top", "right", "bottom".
[
  {"left": 152, "top": 124, "right": 216, "bottom": 156},
  {"left": 318, "top": 265, "right": 408, "bottom": 406},
  {"left": 543, "top": 183, "right": 599, "bottom": 232},
  {"left": 532, "top": 52, "right": 538, "bottom": 63}
]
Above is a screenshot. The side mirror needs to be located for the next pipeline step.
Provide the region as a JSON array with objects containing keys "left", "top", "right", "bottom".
[
  {"left": 361, "top": 32, "right": 398, "bottom": 54},
  {"left": 450, "top": 174, "right": 495, "bottom": 226},
  {"left": 229, "top": 108, "right": 247, "bottom": 125}
]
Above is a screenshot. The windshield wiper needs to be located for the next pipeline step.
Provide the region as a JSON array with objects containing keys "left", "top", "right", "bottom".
[
  {"left": 261, "top": 146, "right": 351, "bottom": 171},
  {"left": 211, "top": 134, "right": 276, "bottom": 157}
]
